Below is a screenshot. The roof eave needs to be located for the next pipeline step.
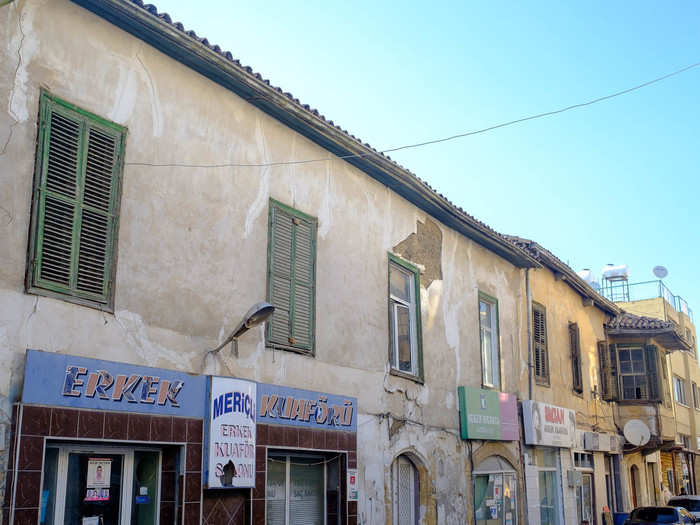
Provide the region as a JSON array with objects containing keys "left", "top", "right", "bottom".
[
  {"left": 512, "top": 238, "right": 620, "bottom": 314},
  {"left": 72, "top": 0, "right": 539, "bottom": 269},
  {"left": 606, "top": 328, "right": 691, "bottom": 351}
]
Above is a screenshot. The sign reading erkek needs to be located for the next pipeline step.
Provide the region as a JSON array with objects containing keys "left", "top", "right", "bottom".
[
  {"left": 204, "top": 377, "right": 256, "bottom": 489},
  {"left": 522, "top": 400, "right": 576, "bottom": 448},
  {"left": 22, "top": 349, "right": 206, "bottom": 417}
]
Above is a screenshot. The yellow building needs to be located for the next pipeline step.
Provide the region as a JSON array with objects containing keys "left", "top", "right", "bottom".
[
  {"left": 600, "top": 279, "right": 699, "bottom": 497},
  {"left": 509, "top": 237, "right": 624, "bottom": 525}
]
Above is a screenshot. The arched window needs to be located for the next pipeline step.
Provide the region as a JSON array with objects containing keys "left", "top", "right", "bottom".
[
  {"left": 473, "top": 456, "right": 517, "bottom": 525},
  {"left": 392, "top": 455, "right": 419, "bottom": 525}
]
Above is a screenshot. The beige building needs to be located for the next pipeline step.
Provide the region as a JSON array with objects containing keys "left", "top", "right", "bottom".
[
  {"left": 0, "top": 1, "right": 540, "bottom": 524},
  {"left": 508, "top": 238, "right": 625, "bottom": 525},
  {"left": 600, "top": 278, "right": 699, "bottom": 498}
]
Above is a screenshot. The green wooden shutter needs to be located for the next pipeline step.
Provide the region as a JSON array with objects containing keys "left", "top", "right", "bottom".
[
  {"left": 645, "top": 344, "right": 660, "bottom": 402},
  {"left": 36, "top": 108, "right": 81, "bottom": 288},
  {"left": 268, "top": 205, "right": 293, "bottom": 346},
  {"left": 75, "top": 126, "right": 120, "bottom": 297},
  {"left": 30, "top": 93, "right": 124, "bottom": 307},
  {"left": 266, "top": 201, "right": 316, "bottom": 353},
  {"left": 291, "top": 216, "right": 315, "bottom": 350}
]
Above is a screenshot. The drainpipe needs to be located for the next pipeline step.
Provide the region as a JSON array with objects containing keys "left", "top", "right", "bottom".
[{"left": 526, "top": 268, "right": 533, "bottom": 400}]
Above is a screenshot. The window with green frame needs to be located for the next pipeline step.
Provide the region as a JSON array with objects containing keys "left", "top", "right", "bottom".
[
  {"left": 266, "top": 199, "right": 317, "bottom": 354},
  {"left": 26, "top": 92, "right": 125, "bottom": 309},
  {"left": 388, "top": 253, "right": 423, "bottom": 379},
  {"left": 478, "top": 292, "right": 500, "bottom": 389}
]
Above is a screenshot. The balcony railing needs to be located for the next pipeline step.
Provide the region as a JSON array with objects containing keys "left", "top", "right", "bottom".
[{"left": 599, "top": 279, "right": 694, "bottom": 323}]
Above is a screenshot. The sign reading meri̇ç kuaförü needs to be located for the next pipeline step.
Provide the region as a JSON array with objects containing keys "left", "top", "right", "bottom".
[
  {"left": 257, "top": 384, "right": 357, "bottom": 431},
  {"left": 458, "top": 386, "right": 518, "bottom": 441},
  {"left": 21, "top": 349, "right": 206, "bottom": 417}
]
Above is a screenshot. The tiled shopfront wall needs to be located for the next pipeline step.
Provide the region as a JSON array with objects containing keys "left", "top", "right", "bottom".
[
  {"left": 251, "top": 423, "right": 358, "bottom": 525},
  {"left": 3, "top": 404, "right": 203, "bottom": 525}
]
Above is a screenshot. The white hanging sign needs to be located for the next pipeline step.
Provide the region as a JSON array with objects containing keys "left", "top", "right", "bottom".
[
  {"left": 205, "top": 377, "right": 257, "bottom": 488},
  {"left": 522, "top": 400, "right": 576, "bottom": 448}
]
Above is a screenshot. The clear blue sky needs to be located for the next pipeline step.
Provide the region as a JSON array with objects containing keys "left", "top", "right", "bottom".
[{"left": 156, "top": 0, "right": 699, "bottom": 318}]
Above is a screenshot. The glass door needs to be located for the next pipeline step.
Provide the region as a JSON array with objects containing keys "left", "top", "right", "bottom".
[
  {"left": 474, "top": 472, "right": 517, "bottom": 525},
  {"left": 43, "top": 445, "right": 161, "bottom": 525},
  {"left": 63, "top": 453, "right": 125, "bottom": 525}
]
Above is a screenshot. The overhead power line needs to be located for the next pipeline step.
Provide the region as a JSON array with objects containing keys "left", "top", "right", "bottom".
[{"left": 126, "top": 60, "right": 700, "bottom": 170}]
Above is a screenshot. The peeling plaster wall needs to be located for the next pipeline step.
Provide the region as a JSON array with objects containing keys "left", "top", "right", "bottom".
[{"left": 0, "top": 2, "right": 526, "bottom": 522}]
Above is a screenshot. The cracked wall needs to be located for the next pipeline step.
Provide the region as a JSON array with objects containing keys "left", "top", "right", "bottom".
[{"left": 0, "top": 1, "right": 526, "bottom": 522}]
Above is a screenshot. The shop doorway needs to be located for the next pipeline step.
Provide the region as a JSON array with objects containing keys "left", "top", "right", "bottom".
[
  {"left": 392, "top": 455, "right": 418, "bottom": 525},
  {"left": 576, "top": 473, "right": 594, "bottom": 525},
  {"left": 630, "top": 465, "right": 641, "bottom": 508},
  {"left": 266, "top": 451, "right": 343, "bottom": 525},
  {"left": 646, "top": 463, "right": 658, "bottom": 505},
  {"left": 472, "top": 456, "right": 517, "bottom": 525},
  {"left": 42, "top": 444, "right": 161, "bottom": 525}
]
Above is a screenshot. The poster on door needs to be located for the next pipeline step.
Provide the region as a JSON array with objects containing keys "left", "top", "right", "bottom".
[
  {"left": 347, "top": 469, "right": 358, "bottom": 501},
  {"left": 86, "top": 458, "right": 111, "bottom": 488},
  {"left": 205, "top": 376, "right": 257, "bottom": 489}
]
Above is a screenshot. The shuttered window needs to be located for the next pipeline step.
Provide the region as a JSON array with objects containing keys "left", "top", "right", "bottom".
[
  {"left": 569, "top": 322, "right": 583, "bottom": 393},
  {"left": 533, "top": 303, "right": 549, "bottom": 384},
  {"left": 615, "top": 344, "right": 661, "bottom": 402},
  {"left": 266, "top": 200, "right": 316, "bottom": 354},
  {"left": 27, "top": 92, "right": 125, "bottom": 309}
]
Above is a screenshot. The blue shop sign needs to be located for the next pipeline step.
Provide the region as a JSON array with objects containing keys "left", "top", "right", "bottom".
[
  {"left": 257, "top": 384, "right": 357, "bottom": 432},
  {"left": 22, "top": 349, "right": 206, "bottom": 418}
]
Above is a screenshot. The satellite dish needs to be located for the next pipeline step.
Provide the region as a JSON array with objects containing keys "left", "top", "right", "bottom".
[
  {"left": 623, "top": 419, "right": 651, "bottom": 447},
  {"left": 653, "top": 266, "right": 668, "bottom": 279}
]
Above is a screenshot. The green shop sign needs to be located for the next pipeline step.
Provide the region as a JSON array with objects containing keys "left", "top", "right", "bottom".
[{"left": 458, "top": 386, "right": 518, "bottom": 441}]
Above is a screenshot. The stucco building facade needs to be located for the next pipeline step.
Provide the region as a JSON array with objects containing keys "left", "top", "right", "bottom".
[
  {"left": 0, "top": 1, "right": 537, "bottom": 524},
  {"left": 1, "top": 2, "right": 697, "bottom": 525}
]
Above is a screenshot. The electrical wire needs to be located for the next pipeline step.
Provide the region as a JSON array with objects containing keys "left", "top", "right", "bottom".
[{"left": 125, "top": 60, "right": 700, "bottom": 170}]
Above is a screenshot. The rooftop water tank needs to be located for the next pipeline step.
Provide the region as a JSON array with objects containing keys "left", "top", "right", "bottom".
[
  {"left": 577, "top": 268, "right": 600, "bottom": 291},
  {"left": 601, "top": 264, "right": 629, "bottom": 281}
]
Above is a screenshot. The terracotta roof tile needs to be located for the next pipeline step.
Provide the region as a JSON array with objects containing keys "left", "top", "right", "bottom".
[{"left": 606, "top": 312, "right": 673, "bottom": 331}]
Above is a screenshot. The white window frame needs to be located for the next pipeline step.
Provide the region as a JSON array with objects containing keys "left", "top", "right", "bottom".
[
  {"left": 618, "top": 346, "right": 649, "bottom": 401},
  {"left": 674, "top": 376, "right": 688, "bottom": 406},
  {"left": 389, "top": 260, "right": 419, "bottom": 377},
  {"left": 478, "top": 294, "right": 500, "bottom": 389}
]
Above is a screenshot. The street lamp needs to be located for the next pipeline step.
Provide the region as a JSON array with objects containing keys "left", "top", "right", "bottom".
[{"left": 208, "top": 302, "right": 275, "bottom": 357}]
